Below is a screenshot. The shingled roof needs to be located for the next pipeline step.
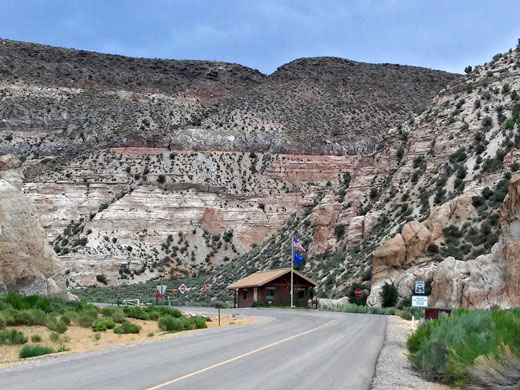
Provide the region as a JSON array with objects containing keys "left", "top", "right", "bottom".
[{"left": 227, "top": 268, "right": 317, "bottom": 289}]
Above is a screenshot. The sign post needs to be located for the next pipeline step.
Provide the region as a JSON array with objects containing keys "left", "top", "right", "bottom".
[
  {"left": 204, "top": 284, "right": 211, "bottom": 292},
  {"left": 355, "top": 288, "right": 362, "bottom": 297},
  {"left": 178, "top": 284, "right": 187, "bottom": 294},
  {"left": 215, "top": 302, "right": 222, "bottom": 327},
  {"left": 413, "top": 281, "right": 426, "bottom": 325}
]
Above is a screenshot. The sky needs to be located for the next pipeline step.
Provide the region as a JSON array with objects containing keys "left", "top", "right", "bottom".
[{"left": 0, "top": 1, "right": 519, "bottom": 75}]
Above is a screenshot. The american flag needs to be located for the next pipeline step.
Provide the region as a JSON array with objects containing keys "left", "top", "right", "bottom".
[{"left": 293, "top": 237, "right": 306, "bottom": 252}]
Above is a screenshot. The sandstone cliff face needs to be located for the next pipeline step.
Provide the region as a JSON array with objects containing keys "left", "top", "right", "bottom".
[
  {"left": 22, "top": 149, "right": 391, "bottom": 286},
  {"left": 360, "top": 47, "right": 520, "bottom": 307},
  {"left": 0, "top": 178, "right": 65, "bottom": 296},
  {"left": 368, "top": 174, "right": 520, "bottom": 308},
  {"left": 429, "top": 174, "right": 520, "bottom": 308}
]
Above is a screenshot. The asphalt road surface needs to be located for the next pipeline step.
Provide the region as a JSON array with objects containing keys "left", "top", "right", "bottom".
[{"left": 0, "top": 308, "right": 387, "bottom": 390}]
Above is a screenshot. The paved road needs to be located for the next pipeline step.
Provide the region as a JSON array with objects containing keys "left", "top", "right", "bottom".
[{"left": 0, "top": 309, "right": 387, "bottom": 390}]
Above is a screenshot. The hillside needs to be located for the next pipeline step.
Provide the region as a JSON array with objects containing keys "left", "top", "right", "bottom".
[
  {"left": 0, "top": 38, "right": 459, "bottom": 157},
  {"left": 208, "top": 45, "right": 520, "bottom": 308},
  {"left": 0, "top": 38, "right": 462, "bottom": 291}
]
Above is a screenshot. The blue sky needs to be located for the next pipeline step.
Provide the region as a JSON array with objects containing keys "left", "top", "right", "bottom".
[{"left": 1, "top": 1, "right": 519, "bottom": 75}]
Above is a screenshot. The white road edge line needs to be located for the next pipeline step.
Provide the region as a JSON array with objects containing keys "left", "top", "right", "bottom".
[{"left": 145, "top": 319, "right": 336, "bottom": 390}]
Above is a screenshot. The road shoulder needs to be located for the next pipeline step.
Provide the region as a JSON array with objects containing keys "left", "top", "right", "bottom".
[{"left": 371, "top": 316, "right": 452, "bottom": 390}]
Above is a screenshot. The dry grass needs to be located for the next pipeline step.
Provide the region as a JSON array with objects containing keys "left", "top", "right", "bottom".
[
  {"left": 469, "top": 348, "right": 520, "bottom": 390},
  {"left": 0, "top": 313, "right": 255, "bottom": 368}
]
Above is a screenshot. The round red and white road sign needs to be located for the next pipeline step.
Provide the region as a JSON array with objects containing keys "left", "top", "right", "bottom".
[
  {"left": 355, "top": 288, "right": 363, "bottom": 297},
  {"left": 178, "top": 284, "right": 187, "bottom": 294},
  {"left": 204, "top": 284, "right": 211, "bottom": 292}
]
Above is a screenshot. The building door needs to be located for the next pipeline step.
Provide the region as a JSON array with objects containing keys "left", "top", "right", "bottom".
[{"left": 254, "top": 287, "right": 258, "bottom": 302}]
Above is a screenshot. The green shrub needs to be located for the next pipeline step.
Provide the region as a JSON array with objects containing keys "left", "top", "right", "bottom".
[
  {"left": 407, "top": 320, "right": 436, "bottom": 353},
  {"left": 111, "top": 309, "right": 126, "bottom": 323},
  {"left": 92, "top": 317, "right": 116, "bottom": 332},
  {"left": 191, "top": 317, "right": 207, "bottom": 329},
  {"left": 427, "top": 244, "right": 439, "bottom": 254},
  {"left": 100, "top": 306, "right": 118, "bottom": 317},
  {"left": 28, "top": 309, "right": 48, "bottom": 326},
  {"left": 78, "top": 311, "right": 97, "bottom": 328},
  {"left": 0, "top": 313, "right": 6, "bottom": 329},
  {"left": 382, "top": 283, "right": 398, "bottom": 308},
  {"left": 10, "top": 309, "right": 36, "bottom": 326},
  {"left": 0, "top": 329, "right": 28, "bottom": 345},
  {"left": 407, "top": 308, "right": 520, "bottom": 385},
  {"left": 251, "top": 301, "right": 269, "bottom": 308},
  {"left": 48, "top": 318, "right": 68, "bottom": 334},
  {"left": 399, "top": 310, "right": 413, "bottom": 320},
  {"left": 341, "top": 304, "right": 368, "bottom": 314},
  {"left": 19, "top": 345, "right": 54, "bottom": 359},
  {"left": 49, "top": 332, "right": 59, "bottom": 342},
  {"left": 158, "top": 315, "right": 180, "bottom": 331},
  {"left": 123, "top": 306, "right": 150, "bottom": 320},
  {"left": 31, "top": 334, "right": 42, "bottom": 343},
  {"left": 114, "top": 320, "right": 141, "bottom": 334},
  {"left": 148, "top": 306, "right": 182, "bottom": 318},
  {"left": 181, "top": 317, "right": 196, "bottom": 331},
  {"left": 148, "top": 311, "right": 160, "bottom": 321}
]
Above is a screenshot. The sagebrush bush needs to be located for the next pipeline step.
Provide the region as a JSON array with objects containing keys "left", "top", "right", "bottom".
[
  {"left": 123, "top": 306, "right": 149, "bottom": 321},
  {"left": 78, "top": 311, "right": 97, "bottom": 328},
  {"left": 0, "top": 329, "right": 28, "bottom": 345},
  {"left": 92, "top": 317, "right": 116, "bottom": 332},
  {"left": 148, "top": 311, "right": 160, "bottom": 321},
  {"left": 113, "top": 320, "right": 140, "bottom": 334},
  {"left": 150, "top": 306, "right": 182, "bottom": 318},
  {"left": 28, "top": 309, "right": 47, "bottom": 326},
  {"left": 60, "top": 312, "right": 71, "bottom": 325},
  {"left": 101, "top": 307, "right": 127, "bottom": 323},
  {"left": 191, "top": 317, "right": 207, "bottom": 329},
  {"left": 158, "top": 315, "right": 180, "bottom": 331},
  {"left": 19, "top": 345, "right": 54, "bottom": 359},
  {"left": 46, "top": 318, "right": 68, "bottom": 334},
  {"left": 49, "top": 332, "right": 59, "bottom": 342},
  {"left": 408, "top": 308, "right": 520, "bottom": 386},
  {"left": 31, "top": 334, "right": 42, "bottom": 343}
]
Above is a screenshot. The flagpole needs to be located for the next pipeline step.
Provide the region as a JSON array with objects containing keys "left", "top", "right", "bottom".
[{"left": 291, "top": 236, "right": 294, "bottom": 308}]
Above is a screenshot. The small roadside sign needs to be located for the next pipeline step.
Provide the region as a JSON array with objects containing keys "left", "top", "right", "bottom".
[
  {"left": 156, "top": 285, "right": 167, "bottom": 297},
  {"left": 178, "top": 284, "right": 187, "bottom": 294},
  {"left": 204, "top": 284, "right": 211, "bottom": 292},
  {"left": 355, "top": 288, "right": 362, "bottom": 297},
  {"left": 415, "top": 281, "right": 425, "bottom": 295},
  {"left": 412, "top": 295, "right": 428, "bottom": 307}
]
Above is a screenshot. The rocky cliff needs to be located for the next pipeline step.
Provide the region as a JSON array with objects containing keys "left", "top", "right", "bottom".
[
  {"left": 0, "top": 38, "right": 461, "bottom": 290},
  {"left": 211, "top": 44, "right": 520, "bottom": 309},
  {"left": 0, "top": 159, "right": 65, "bottom": 296},
  {"left": 361, "top": 47, "right": 520, "bottom": 308}
]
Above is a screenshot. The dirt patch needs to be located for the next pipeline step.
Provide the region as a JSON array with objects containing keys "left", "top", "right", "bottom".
[{"left": 0, "top": 313, "right": 255, "bottom": 368}]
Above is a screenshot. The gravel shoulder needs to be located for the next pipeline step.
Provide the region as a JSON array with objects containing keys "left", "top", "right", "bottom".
[{"left": 371, "top": 316, "right": 454, "bottom": 390}]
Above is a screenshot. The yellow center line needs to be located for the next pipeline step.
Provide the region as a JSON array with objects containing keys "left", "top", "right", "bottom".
[{"left": 145, "top": 319, "right": 336, "bottom": 390}]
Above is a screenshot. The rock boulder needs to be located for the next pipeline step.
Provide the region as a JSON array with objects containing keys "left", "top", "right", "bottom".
[{"left": 0, "top": 179, "right": 66, "bottom": 296}]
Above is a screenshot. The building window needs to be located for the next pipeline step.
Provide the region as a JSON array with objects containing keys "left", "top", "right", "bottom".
[
  {"left": 242, "top": 289, "right": 247, "bottom": 300},
  {"left": 297, "top": 288, "right": 305, "bottom": 300},
  {"left": 266, "top": 287, "right": 275, "bottom": 300}
]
